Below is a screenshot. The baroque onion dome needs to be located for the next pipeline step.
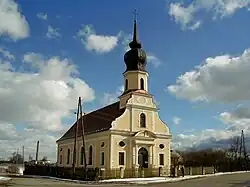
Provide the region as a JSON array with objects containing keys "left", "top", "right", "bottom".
[{"left": 124, "top": 17, "right": 147, "bottom": 72}]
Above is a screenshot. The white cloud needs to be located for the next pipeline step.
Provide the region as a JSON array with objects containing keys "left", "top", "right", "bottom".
[
  {"left": 173, "top": 116, "right": 181, "bottom": 125},
  {"left": 122, "top": 33, "right": 132, "bottom": 52},
  {"left": 172, "top": 128, "right": 237, "bottom": 150},
  {"left": 0, "top": 53, "right": 95, "bottom": 161},
  {"left": 46, "top": 25, "right": 61, "bottom": 39},
  {"left": 100, "top": 85, "right": 124, "bottom": 106},
  {"left": 172, "top": 107, "right": 250, "bottom": 150},
  {"left": 168, "top": 48, "right": 250, "bottom": 150},
  {"left": 168, "top": 0, "right": 250, "bottom": 30},
  {"left": 169, "top": 3, "right": 201, "bottom": 30},
  {"left": 173, "top": 107, "right": 250, "bottom": 150},
  {"left": 37, "top": 12, "right": 48, "bottom": 20},
  {"left": 147, "top": 54, "right": 162, "bottom": 68},
  {"left": 167, "top": 49, "right": 250, "bottom": 103},
  {"left": 220, "top": 107, "right": 250, "bottom": 132},
  {"left": 0, "top": 48, "right": 15, "bottom": 60},
  {"left": 77, "top": 25, "right": 121, "bottom": 53},
  {"left": 23, "top": 52, "right": 43, "bottom": 64},
  {"left": 0, "top": 124, "right": 59, "bottom": 162},
  {"left": 0, "top": 0, "right": 29, "bottom": 40}
]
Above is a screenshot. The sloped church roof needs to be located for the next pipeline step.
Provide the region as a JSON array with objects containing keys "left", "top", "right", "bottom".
[{"left": 57, "top": 102, "right": 125, "bottom": 142}]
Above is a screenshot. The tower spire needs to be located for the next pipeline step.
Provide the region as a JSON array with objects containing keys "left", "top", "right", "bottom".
[{"left": 129, "top": 9, "right": 141, "bottom": 49}]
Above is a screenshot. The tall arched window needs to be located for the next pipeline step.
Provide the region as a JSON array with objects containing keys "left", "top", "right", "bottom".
[
  {"left": 88, "top": 146, "right": 93, "bottom": 165},
  {"left": 67, "top": 148, "right": 70, "bottom": 164},
  {"left": 80, "top": 147, "right": 84, "bottom": 165},
  {"left": 125, "top": 79, "right": 128, "bottom": 90},
  {"left": 140, "top": 78, "right": 144, "bottom": 90},
  {"left": 140, "top": 113, "right": 146, "bottom": 128}
]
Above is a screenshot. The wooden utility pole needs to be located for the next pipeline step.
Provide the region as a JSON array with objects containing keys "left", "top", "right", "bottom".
[
  {"left": 79, "top": 97, "right": 87, "bottom": 171},
  {"left": 72, "top": 98, "right": 80, "bottom": 175},
  {"left": 72, "top": 97, "right": 87, "bottom": 176}
]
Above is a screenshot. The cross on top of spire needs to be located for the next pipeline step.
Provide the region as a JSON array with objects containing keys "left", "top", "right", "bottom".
[
  {"left": 129, "top": 9, "right": 141, "bottom": 49},
  {"left": 133, "top": 9, "right": 138, "bottom": 22}
]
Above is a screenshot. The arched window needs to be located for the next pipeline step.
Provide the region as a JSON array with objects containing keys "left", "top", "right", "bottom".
[
  {"left": 125, "top": 79, "right": 128, "bottom": 90},
  {"left": 140, "top": 78, "right": 144, "bottom": 90},
  {"left": 88, "top": 146, "right": 93, "bottom": 165},
  {"left": 67, "top": 148, "right": 70, "bottom": 164},
  {"left": 140, "top": 113, "right": 146, "bottom": 128},
  {"left": 80, "top": 147, "right": 84, "bottom": 165}
]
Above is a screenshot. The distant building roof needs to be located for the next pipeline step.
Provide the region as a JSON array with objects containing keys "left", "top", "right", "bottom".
[{"left": 57, "top": 102, "right": 125, "bottom": 142}]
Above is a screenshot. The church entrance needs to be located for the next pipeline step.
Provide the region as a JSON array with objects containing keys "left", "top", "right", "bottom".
[{"left": 138, "top": 147, "right": 148, "bottom": 168}]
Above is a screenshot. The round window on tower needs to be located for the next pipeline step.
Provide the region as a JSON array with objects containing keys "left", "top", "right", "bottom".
[
  {"left": 119, "top": 141, "right": 126, "bottom": 147},
  {"left": 159, "top": 144, "right": 165, "bottom": 149}
]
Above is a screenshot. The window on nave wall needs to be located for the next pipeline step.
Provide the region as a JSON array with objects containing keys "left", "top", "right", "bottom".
[
  {"left": 80, "top": 147, "right": 84, "bottom": 165},
  {"left": 140, "top": 113, "right": 146, "bottom": 128},
  {"left": 59, "top": 155, "right": 62, "bottom": 164},
  {"left": 67, "top": 148, "right": 70, "bottom": 164},
  {"left": 101, "top": 152, "right": 105, "bottom": 166},
  {"left": 88, "top": 145, "right": 93, "bottom": 165}
]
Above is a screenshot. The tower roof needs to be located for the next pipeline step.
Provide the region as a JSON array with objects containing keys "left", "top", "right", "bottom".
[
  {"left": 124, "top": 10, "right": 147, "bottom": 72},
  {"left": 129, "top": 18, "right": 142, "bottom": 49}
]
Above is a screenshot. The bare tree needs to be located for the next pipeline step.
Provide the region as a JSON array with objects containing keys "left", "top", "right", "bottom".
[{"left": 9, "top": 152, "right": 23, "bottom": 164}]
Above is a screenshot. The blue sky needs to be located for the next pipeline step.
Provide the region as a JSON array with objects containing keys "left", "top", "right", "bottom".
[{"left": 1, "top": 0, "right": 250, "bottom": 161}]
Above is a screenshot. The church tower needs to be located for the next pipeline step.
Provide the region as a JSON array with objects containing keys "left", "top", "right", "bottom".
[{"left": 119, "top": 13, "right": 149, "bottom": 108}]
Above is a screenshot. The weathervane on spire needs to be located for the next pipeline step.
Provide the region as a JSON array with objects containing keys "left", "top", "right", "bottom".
[{"left": 133, "top": 9, "right": 138, "bottom": 22}]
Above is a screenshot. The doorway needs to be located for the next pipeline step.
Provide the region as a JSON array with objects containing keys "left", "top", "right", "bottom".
[{"left": 138, "top": 147, "right": 148, "bottom": 168}]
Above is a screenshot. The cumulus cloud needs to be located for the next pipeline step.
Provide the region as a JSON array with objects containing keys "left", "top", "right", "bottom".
[
  {"left": 46, "top": 25, "right": 61, "bottom": 39},
  {"left": 0, "top": 53, "right": 95, "bottom": 161},
  {"left": 174, "top": 106, "right": 250, "bottom": 150},
  {"left": 0, "top": 0, "right": 29, "bottom": 40},
  {"left": 100, "top": 85, "right": 124, "bottom": 106},
  {"left": 167, "top": 49, "right": 250, "bottom": 103},
  {"left": 172, "top": 128, "right": 237, "bottom": 150},
  {"left": 220, "top": 106, "right": 250, "bottom": 132},
  {"left": 77, "top": 25, "right": 121, "bottom": 53},
  {"left": 37, "top": 12, "right": 48, "bottom": 20},
  {"left": 167, "top": 48, "right": 250, "bottom": 150},
  {"left": 172, "top": 116, "right": 181, "bottom": 125},
  {"left": 147, "top": 54, "right": 162, "bottom": 68},
  {"left": 0, "top": 48, "right": 15, "bottom": 60},
  {"left": 168, "top": 0, "right": 250, "bottom": 30},
  {"left": 169, "top": 3, "right": 202, "bottom": 30},
  {"left": 0, "top": 124, "right": 59, "bottom": 162}
]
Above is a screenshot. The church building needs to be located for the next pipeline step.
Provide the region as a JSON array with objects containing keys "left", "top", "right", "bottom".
[{"left": 56, "top": 16, "right": 172, "bottom": 174}]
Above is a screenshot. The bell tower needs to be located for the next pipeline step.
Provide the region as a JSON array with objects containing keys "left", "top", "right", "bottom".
[{"left": 119, "top": 10, "right": 149, "bottom": 108}]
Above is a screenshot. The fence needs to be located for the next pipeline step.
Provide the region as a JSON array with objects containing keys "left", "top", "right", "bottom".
[
  {"left": 171, "top": 166, "right": 215, "bottom": 177},
  {"left": 22, "top": 162, "right": 250, "bottom": 181},
  {"left": 23, "top": 165, "right": 170, "bottom": 180}
]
